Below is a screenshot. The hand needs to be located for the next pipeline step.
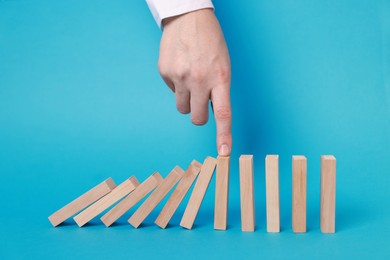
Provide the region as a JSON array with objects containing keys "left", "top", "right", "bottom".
[{"left": 158, "top": 9, "right": 232, "bottom": 156}]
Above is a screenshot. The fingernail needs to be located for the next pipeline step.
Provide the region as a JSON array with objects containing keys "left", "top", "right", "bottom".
[{"left": 219, "top": 144, "right": 230, "bottom": 156}]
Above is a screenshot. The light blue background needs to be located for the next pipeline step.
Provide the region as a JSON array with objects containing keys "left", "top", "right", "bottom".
[{"left": 1, "top": 0, "right": 389, "bottom": 259}]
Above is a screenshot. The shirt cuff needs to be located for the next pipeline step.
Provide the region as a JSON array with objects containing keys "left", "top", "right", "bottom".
[{"left": 146, "top": 0, "right": 214, "bottom": 29}]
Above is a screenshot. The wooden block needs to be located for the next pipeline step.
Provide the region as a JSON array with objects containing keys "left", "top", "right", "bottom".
[
  {"left": 128, "top": 166, "right": 184, "bottom": 228},
  {"left": 48, "top": 178, "right": 116, "bottom": 227},
  {"left": 292, "top": 155, "right": 307, "bottom": 233},
  {"left": 155, "top": 161, "right": 202, "bottom": 228},
  {"left": 180, "top": 156, "right": 217, "bottom": 229},
  {"left": 214, "top": 156, "right": 230, "bottom": 230},
  {"left": 239, "top": 155, "right": 255, "bottom": 232},
  {"left": 265, "top": 155, "right": 280, "bottom": 232},
  {"left": 74, "top": 176, "right": 140, "bottom": 227},
  {"left": 320, "top": 155, "right": 336, "bottom": 233},
  {"left": 101, "top": 172, "right": 163, "bottom": 227}
]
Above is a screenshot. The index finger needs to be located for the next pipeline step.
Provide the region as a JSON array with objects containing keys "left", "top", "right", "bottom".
[{"left": 210, "top": 86, "right": 232, "bottom": 156}]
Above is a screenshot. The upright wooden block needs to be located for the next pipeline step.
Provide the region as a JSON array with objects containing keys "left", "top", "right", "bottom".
[
  {"left": 214, "top": 156, "right": 230, "bottom": 230},
  {"left": 155, "top": 161, "right": 202, "bottom": 228},
  {"left": 128, "top": 166, "right": 184, "bottom": 228},
  {"left": 265, "top": 155, "right": 280, "bottom": 232},
  {"left": 180, "top": 156, "right": 217, "bottom": 229},
  {"left": 239, "top": 155, "right": 255, "bottom": 232},
  {"left": 101, "top": 172, "right": 163, "bottom": 227},
  {"left": 292, "top": 156, "right": 307, "bottom": 233},
  {"left": 74, "top": 176, "right": 140, "bottom": 227},
  {"left": 48, "top": 178, "right": 116, "bottom": 227},
  {"left": 320, "top": 155, "right": 336, "bottom": 233}
]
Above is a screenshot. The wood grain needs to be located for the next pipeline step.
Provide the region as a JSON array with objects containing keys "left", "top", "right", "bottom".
[
  {"left": 265, "top": 155, "right": 280, "bottom": 232},
  {"left": 180, "top": 157, "right": 217, "bottom": 229},
  {"left": 320, "top": 155, "right": 336, "bottom": 233},
  {"left": 214, "top": 156, "right": 230, "bottom": 230},
  {"left": 239, "top": 155, "right": 255, "bottom": 232},
  {"left": 74, "top": 177, "right": 140, "bottom": 227},
  {"left": 155, "top": 161, "right": 202, "bottom": 228},
  {"left": 101, "top": 172, "right": 163, "bottom": 227},
  {"left": 292, "top": 155, "right": 307, "bottom": 233},
  {"left": 128, "top": 166, "right": 184, "bottom": 228},
  {"left": 48, "top": 178, "right": 116, "bottom": 227}
]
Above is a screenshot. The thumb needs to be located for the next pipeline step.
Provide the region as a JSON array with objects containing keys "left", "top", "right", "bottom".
[{"left": 211, "top": 86, "right": 232, "bottom": 156}]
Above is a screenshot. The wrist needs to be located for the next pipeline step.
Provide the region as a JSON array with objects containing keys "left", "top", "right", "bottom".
[{"left": 162, "top": 8, "right": 213, "bottom": 28}]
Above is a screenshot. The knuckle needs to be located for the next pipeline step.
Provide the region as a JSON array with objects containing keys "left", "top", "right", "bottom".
[
  {"left": 214, "top": 107, "right": 232, "bottom": 121},
  {"left": 174, "top": 86, "right": 185, "bottom": 95},
  {"left": 189, "top": 67, "right": 206, "bottom": 84},
  {"left": 174, "top": 68, "right": 189, "bottom": 81},
  {"left": 218, "top": 132, "right": 232, "bottom": 139},
  {"left": 215, "top": 66, "right": 230, "bottom": 84},
  {"left": 177, "top": 106, "right": 190, "bottom": 114},
  {"left": 191, "top": 116, "right": 208, "bottom": 126},
  {"left": 176, "top": 102, "right": 190, "bottom": 115},
  {"left": 158, "top": 61, "right": 169, "bottom": 77}
]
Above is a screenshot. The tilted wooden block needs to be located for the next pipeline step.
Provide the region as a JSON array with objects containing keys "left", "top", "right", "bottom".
[
  {"left": 239, "top": 155, "right": 255, "bottom": 232},
  {"left": 320, "top": 155, "right": 336, "bottom": 233},
  {"left": 180, "top": 156, "right": 217, "bottom": 229},
  {"left": 48, "top": 178, "right": 116, "bottom": 227},
  {"left": 155, "top": 161, "right": 202, "bottom": 229},
  {"left": 292, "top": 156, "right": 307, "bottom": 233},
  {"left": 101, "top": 172, "right": 163, "bottom": 227},
  {"left": 128, "top": 166, "right": 185, "bottom": 228},
  {"left": 265, "top": 155, "right": 280, "bottom": 232},
  {"left": 74, "top": 176, "right": 140, "bottom": 227},
  {"left": 214, "top": 156, "right": 230, "bottom": 230}
]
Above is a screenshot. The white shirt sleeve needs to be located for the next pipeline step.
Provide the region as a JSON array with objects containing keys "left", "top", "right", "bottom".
[{"left": 146, "top": 0, "right": 214, "bottom": 28}]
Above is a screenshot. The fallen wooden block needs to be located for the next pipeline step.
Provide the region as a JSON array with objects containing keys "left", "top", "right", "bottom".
[
  {"left": 292, "top": 155, "right": 307, "bottom": 233},
  {"left": 320, "top": 155, "right": 336, "bottom": 233},
  {"left": 214, "top": 156, "right": 230, "bottom": 230},
  {"left": 128, "top": 166, "right": 184, "bottom": 228},
  {"left": 239, "top": 155, "right": 255, "bottom": 232},
  {"left": 155, "top": 161, "right": 202, "bottom": 228},
  {"left": 265, "top": 155, "right": 280, "bottom": 232},
  {"left": 180, "top": 156, "right": 217, "bottom": 229},
  {"left": 101, "top": 172, "right": 163, "bottom": 227},
  {"left": 74, "top": 176, "right": 140, "bottom": 227},
  {"left": 48, "top": 178, "right": 116, "bottom": 227}
]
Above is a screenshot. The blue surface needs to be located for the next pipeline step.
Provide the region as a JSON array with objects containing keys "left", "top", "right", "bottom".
[{"left": 1, "top": 0, "right": 389, "bottom": 259}]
